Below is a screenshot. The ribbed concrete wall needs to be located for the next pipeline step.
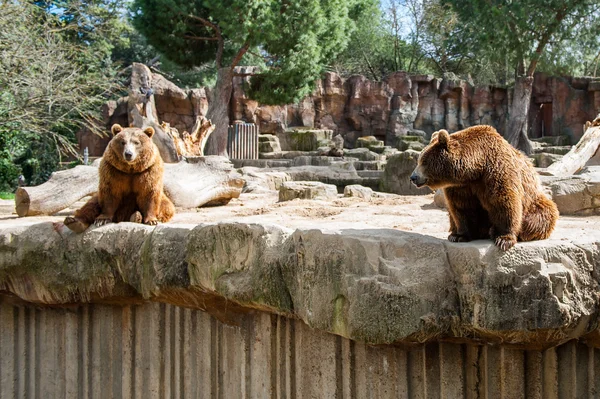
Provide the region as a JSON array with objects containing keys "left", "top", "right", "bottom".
[{"left": 0, "top": 300, "right": 598, "bottom": 399}]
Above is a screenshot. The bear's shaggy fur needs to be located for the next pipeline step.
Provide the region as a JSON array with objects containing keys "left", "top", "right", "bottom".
[
  {"left": 410, "top": 125, "right": 558, "bottom": 250},
  {"left": 64, "top": 124, "right": 175, "bottom": 233}
]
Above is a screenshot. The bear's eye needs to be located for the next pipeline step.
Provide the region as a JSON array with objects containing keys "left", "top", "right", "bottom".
[
  {"left": 132, "top": 140, "right": 141, "bottom": 145},
  {"left": 120, "top": 140, "right": 126, "bottom": 145}
]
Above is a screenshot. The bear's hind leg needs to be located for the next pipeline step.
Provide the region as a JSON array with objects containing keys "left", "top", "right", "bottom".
[
  {"left": 519, "top": 195, "right": 559, "bottom": 242},
  {"left": 157, "top": 194, "right": 175, "bottom": 223},
  {"left": 64, "top": 195, "right": 102, "bottom": 233}
]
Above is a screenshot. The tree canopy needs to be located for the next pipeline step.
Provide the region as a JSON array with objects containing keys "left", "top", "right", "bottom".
[{"left": 132, "top": 0, "right": 366, "bottom": 105}]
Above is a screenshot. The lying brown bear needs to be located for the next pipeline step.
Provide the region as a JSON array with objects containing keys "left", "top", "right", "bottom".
[
  {"left": 410, "top": 125, "right": 558, "bottom": 251},
  {"left": 64, "top": 124, "right": 175, "bottom": 233}
]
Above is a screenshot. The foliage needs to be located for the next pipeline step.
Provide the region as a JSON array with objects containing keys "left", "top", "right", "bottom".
[
  {"left": 442, "top": 0, "right": 600, "bottom": 79},
  {"left": 132, "top": 0, "right": 368, "bottom": 105},
  {"left": 0, "top": 1, "right": 120, "bottom": 190}
]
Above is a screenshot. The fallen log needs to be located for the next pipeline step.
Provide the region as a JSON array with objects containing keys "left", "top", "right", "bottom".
[
  {"left": 15, "top": 157, "right": 244, "bottom": 217},
  {"left": 15, "top": 166, "right": 99, "bottom": 217},
  {"left": 545, "top": 124, "right": 600, "bottom": 177}
]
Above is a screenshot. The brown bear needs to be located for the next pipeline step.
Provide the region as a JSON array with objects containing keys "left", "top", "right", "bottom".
[
  {"left": 64, "top": 124, "right": 175, "bottom": 233},
  {"left": 410, "top": 125, "right": 559, "bottom": 251}
]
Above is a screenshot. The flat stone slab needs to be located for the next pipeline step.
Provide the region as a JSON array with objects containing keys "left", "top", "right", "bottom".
[
  {"left": 1, "top": 194, "right": 600, "bottom": 347},
  {"left": 279, "top": 181, "right": 338, "bottom": 201}
]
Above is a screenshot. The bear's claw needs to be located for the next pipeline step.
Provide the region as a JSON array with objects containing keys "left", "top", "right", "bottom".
[
  {"left": 495, "top": 235, "right": 517, "bottom": 251},
  {"left": 144, "top": 219, "right": 159, "bottom": 226},
  {"left": 94, "top": 217, "right": 112, "bottom": 227},
  {"left": 448, "top": 234, "right": 470, "bottom": 243}
]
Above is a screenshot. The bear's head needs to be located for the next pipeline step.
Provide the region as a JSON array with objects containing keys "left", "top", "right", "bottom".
[
  {"left": 410, "top": 129, "right": 461, "bottom": 190},
  {"left": 106, "top": 124, "right": 157, "bottom": 172}
]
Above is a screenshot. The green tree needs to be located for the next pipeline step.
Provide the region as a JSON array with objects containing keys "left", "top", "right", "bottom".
[
  {"left": 132, "top": 0, "right": 368, "bottom": 155},
  {"left": 0, "top": 1, "right": 118, "bottom": 189},
  {"left": 444, "top": 0, "right": 600, "bottom": 154}
]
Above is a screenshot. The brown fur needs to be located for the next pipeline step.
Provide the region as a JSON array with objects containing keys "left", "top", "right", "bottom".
[
  {"left": 64, "top": 124, "right": 175, "bottom": 233},
  {"left": 411, "top": 125, "right": 559, "bottom": 251}
]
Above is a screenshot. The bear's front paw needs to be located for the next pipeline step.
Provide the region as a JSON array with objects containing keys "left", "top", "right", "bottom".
[
  {"left": 64, "top": 217, "right": 88, "bottom": 233},
  {"left": 144, "top": 218, "right": 159, "bottom": 226},
  {"left": 129, "top": 211, "right": 143, "bottom": 224},
  {"left": 94, "top": 216, "right": 112, "bottom": 227},
  {"left": 448, "top": 233, "right": 470, "bottom": 242},
  {"left": 495, "top": 234, "right": 517, "bottom": 251}
]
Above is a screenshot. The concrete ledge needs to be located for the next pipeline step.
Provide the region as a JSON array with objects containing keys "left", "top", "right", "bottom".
[{"left": 2, "top": 213, "right": 600, "bottom": 347}]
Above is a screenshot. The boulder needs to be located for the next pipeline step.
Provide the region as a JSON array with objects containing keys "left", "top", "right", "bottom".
[
  {"left": 258, "top": 134, "right": 282, "bottom": 153},
  {"left": 380, "top": 150, "right": 432, "bottom": 195},
  {"left": 238, "top": 167, "right": 291, "bottom": 193},
  {"left": 531, "top": 153, "right": 563, "bottom": 168},
  {"left": 279, "top": 181, "right": 338, "bottom": 201},
  {"left": 343, "top": 184, "right": 373, "bottom": 199},
  {"left": 542, "top": 170, "right": 600, "bottom": 215},
  {"left": 344, "top": 148, "right": 382, "bottom": 161},
  {"left": 277, "top": 128, "right": 334, "bottom": 152},
  {"left": 356, "top": 136, "right": 384, "bottom": 150}
]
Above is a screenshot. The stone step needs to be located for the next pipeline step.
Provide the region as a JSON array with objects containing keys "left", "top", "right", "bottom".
[
  {"left": 353, "top": 161, "right": 387, "bottom": 171},
  {"left": 357, "top": 170, "right": 384, "bottom": 178},
  {"left": 232, "top": 159, "right": 292, "bottom": 168}
]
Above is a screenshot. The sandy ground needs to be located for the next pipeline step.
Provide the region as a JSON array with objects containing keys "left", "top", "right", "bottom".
[{"left": 1, "top": 193, "right": 599, "bottom": 242}]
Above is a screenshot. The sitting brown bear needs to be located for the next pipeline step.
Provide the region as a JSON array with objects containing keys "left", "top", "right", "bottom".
[
  {"left": 410, "top": 125, "right": 558, "bottom": 250},
  {"left": 64, "top": 124, "right": 175, "bottom": 233}
]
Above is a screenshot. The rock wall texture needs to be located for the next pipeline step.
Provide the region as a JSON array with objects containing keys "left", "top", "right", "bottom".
[
  {"left": 79, "top": 69, "right": 600, "bottom": 156},
  {"left": 2, "top": 300, "right": 600, "bottom": 399},
  {"left": 232, "top": 70, "right": 600, "bottom": 148},
  {"left": 2, "top": 221, "right": 600, "bottom": 346},
  {"left": 2, "top": 217, "right": 600, "bottom": 397}
]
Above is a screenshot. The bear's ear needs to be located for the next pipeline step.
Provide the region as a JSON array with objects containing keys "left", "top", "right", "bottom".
[
  {"left": 434, "top": 129, "right": 450, "bottom": 147},
  {"left": 111, "top": 124, "right": 123, "bottom": 135},
  {"left": 143, "top": 127, "right": 155, "bottom": 138}
]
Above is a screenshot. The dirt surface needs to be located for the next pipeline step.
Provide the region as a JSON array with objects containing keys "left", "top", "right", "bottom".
[{"left": 1, "top": 192, "right": 599, "bottom": 242}]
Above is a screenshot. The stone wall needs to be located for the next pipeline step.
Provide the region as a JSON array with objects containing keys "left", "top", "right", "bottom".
[
  {"left": 232, "top": 71, "right": 600, "bottom": 148},
  {"left": 1, "top": 300, "right": 599, "bottom": 399},
  {"left": 79, "top": 69, "right": 600, "bottom": 156}
]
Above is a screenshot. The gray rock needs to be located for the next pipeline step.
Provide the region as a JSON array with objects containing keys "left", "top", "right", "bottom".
[
  {"left": 397, "top": 140, "right": 425, "bottom": 152},
  {"left": 2, "top": 221, "right": 599, "bottom": 346},
  {"left": 279, "top": 181, "right": 338, "bottom": 201},
  {"left": 380, "top": 150, "right": 433, "bottom": 195},
  {"left": 344, "top": 148, "right": 382, "bottom": 161},
  {"left": 532, "top": 135, "right": 572, "bottom": 146},
  {"left": 238, "top": 167, "right": 291, "bottom": 193},
  {"left": 533, "top": 146, "right": 572, "bottom": 155},
  {"left": 531, "top": 153, "right": 563, "bottom": 168},
  {"left": 343, "top": 184, "right": 373, "bottom": 199},
  {"left": 543, "top": 171, "right": 600, "bottom": 215},
  {"left": 258, "top": 134, "right": 282, "bottom": 153},
  {"left": 332, "top": 134, "right": 344, "bottom": 150},
  {"left": 356, "top": 136, "right": 384, "bottom": 150},
  {"left": 277, "top": 128, "right": 333, "bottom": 151}
]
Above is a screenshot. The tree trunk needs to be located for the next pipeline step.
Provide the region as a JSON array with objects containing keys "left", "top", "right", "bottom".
[
  {"left": 128, "top": 63, "right": 180, "bottom": 163},
  {"left": 204, "top": 67, "right": 234, "bottom": 156},
  {"left": 14, "top": 158, "right": 244, "bottom": 216},
  {"left": 15, "top": 166, "right": 99, "bottom": 217},
  {"left": 505, "top": 76, "right": 534, "bottom": 155},
  {"left": 545, "top": 124, "right": 600, "bottom": 177}
]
